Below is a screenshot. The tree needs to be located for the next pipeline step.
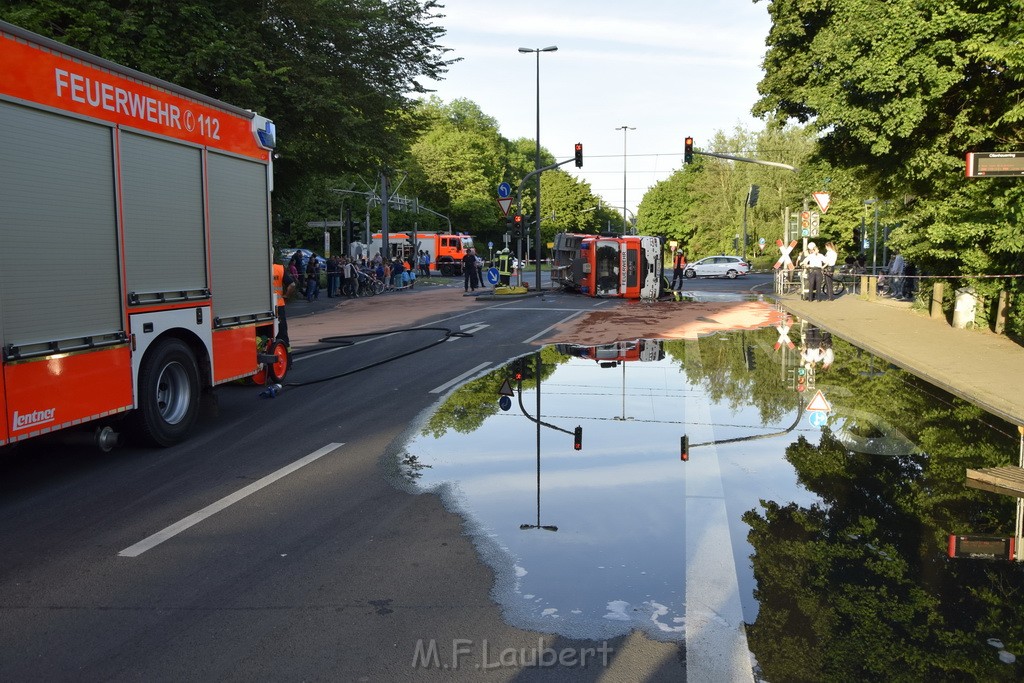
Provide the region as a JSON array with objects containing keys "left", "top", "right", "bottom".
[
  {"left": 2, "top": 0, "right": 457, "bottom": 215},
  {"left": 753, "top": 0, "right": 1024, "bottom": 333}
]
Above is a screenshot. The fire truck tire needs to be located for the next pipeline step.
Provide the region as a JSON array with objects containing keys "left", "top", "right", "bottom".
[
  {"left": 135, "top": 338, "right": 200, "bottom": 447},
  {"left": 267, "top": 339, "right": 290, "bottom": 383},
  {"left": 437, "top": 258, "right": 455, "bottom": 276}
]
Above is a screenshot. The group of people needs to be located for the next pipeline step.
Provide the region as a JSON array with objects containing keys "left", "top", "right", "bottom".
[
  {"left": 286, "top": 251, "right": 419, "bottom": 301},
  {"left": 796, "top": 241, "right": 840, "bottom": 302}
]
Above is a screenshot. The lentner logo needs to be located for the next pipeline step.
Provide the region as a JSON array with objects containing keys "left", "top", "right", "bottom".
[{"left": 12, "top": 408, "right": 56, "bottom": 432}]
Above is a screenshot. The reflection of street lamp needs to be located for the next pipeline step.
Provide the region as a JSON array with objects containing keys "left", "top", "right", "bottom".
[
  {"left": 519, "top": 46, "right": 558, "bottom": 294},
  {"left": 519, "top": 351, "right": 558, "bottom": 532},
  {"left": 615, "top": 125, "right": 635, "bottom": 233}
]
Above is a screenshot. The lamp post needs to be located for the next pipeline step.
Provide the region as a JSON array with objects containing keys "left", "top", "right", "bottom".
[
  {"left": 615, "top": 125, "right": 635, "bottom": 233},
  {"left": 519, "top": 45, "right": 557, "bottom": 293}
]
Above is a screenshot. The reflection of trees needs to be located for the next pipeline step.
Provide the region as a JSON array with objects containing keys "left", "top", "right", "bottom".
[
  {"left": 662, "top": 330, "right": 798, "bottom": 425},
  {"left": 421, "top": 347, "right": 566, "bottom": 438},
  {"left": 744, "top": 406, "right": 1024, "bottom": 681}
]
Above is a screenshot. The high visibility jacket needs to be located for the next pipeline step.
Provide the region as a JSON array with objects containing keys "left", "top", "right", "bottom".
[
  {"left": 673, "top": 254, "right": 686, "bottom": 269},
  {"left": 272, "top": 263, "right": 286, "bottom": 307},
  {"left": 498, "top": 253, "right": 511, "bottom": 276}
]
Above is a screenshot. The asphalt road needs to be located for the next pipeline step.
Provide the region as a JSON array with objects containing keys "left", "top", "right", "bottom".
[{"left": 0, "top": 274, "right": 767, "bottom": 681}]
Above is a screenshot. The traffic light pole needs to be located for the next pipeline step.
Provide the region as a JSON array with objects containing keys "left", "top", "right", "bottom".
[
  {"left": 516, "top": 157, "right": 577, "bottom": 292},
  {"left": 690, "top": 149, "right": 800, "bottom": 173}
]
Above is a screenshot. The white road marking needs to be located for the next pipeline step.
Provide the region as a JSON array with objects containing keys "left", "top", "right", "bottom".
[
  {"left": 429, "top": 362, "right": 492, "bottom": 394},
  {"left": 118, "top": 443, "right": 344, "bottom": 558},
  {"left": 684, "top": 340, "right": 754, "bottom": 682},
  {"left": 296, "top": 335, "right": 389, "bottom": 362},
  {"left": 521, "top": 310, "right": 586, "bottom": 344},
  {"left": 447, "top": 322, "right": 489, "bottom": 340}
]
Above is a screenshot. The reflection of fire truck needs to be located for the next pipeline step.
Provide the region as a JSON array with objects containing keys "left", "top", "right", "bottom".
[
  {"left": 0, "top": 21, "right": 281, "bottom": 449},
  {"left": 365, "top": 232, "right": 474, "bottom": 275},
  {"left": 552, "top": 233, "right": 663, "bottom": 299},
  {"left": 556, "top": 340, "right": 665, "bottom": 367}
]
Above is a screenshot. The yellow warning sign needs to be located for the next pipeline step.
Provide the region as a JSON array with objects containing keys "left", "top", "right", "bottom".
[{"left": 805, "top": 390, "right": 831, "bottom": 412}]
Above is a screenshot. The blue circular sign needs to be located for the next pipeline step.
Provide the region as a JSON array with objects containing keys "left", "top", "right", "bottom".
[
  {"left": 497, "top": 182, "right": 512, "bottom": 198},
  {"left": 808, "top": 411, "right": 829, "bottom": 428},
  {"left": 499, "top": 395, "right": 512, "bottom": 411},
  {"left": 486, "top": 267, "right": 500, "bottom": 285}
]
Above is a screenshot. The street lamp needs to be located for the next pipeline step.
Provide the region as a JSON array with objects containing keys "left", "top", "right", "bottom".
[
  {"left": 519, "top": 45, "right": 557, "bottom": 293},
  {"left": 615, "top": 125, "right": 635, "bottom": 233}
]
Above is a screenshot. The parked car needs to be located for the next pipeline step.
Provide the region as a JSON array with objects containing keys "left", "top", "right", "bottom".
[
  {"left": 279, "top": 248, "right": 327, "bottom": 272},
  {"left": 684, "top": 255, "right": 750, "bottom": 279}
]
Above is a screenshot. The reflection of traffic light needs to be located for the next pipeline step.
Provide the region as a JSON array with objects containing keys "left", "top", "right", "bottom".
[
  {"left": 680, "top": 435, "right": 689, "bottom": 461},
  {"left": 796, "top": 366, "right": 807, "bottom": 392},
  {"left": 574, "top": 142, "right": 583, "bottom": 168},
  {"left": 684, "top": 136, "right": 694, "bottom": 163},
  {"left": 512, "top": 213, "right": 523, "bottom": 238},
  {"left": 574, "top": 426, "right": 583, "bottom": 451},
  {"left": 511, "top": 359, "right": 524, "bottom": 382},
  {"left": 806, "top": 366, "right": 816, "bottom": 390}
]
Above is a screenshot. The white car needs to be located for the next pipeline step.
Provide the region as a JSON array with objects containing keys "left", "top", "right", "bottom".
[{"left": 684, "top": 255, "right": 750, "bottom": 279}]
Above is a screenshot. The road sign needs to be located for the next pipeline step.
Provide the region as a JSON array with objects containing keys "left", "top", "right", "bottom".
[
  {"left": 498, "top": 379, "right": 515, "bottom": 397},
  {"left": 805, "top": 389, "right": 832, "bottom": 412},
  {"left": 808, "top": 411, "right": 829, "bottom": 428},
  {"left": 498, "top": 395, "right": 512, "bottom": 411},
  {"left": 812, "top": 192, "right": 831, "bottom": 213},
  {"left": 497, "top": 182, "right": 512, "bottom": 198},
  {"left": 497, "top": 197, "right": 513, "bottom": 216},
  {"left": 966, "top": 152, "right": 1024, "bottom": 178},
  {"left": 486, "top": 267, "right": 499, "bottom": 285}
]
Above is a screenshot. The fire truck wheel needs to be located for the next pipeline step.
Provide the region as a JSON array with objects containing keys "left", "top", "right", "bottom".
[
  {"left": 135, "top": 338, "right": 200, "bottom": 447},
  {"left": 267, "top": 339, "right": 290, "bottom": 383}
]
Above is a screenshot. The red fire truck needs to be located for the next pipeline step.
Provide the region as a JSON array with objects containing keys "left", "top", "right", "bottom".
[
  {"left": 552, "top": 232, "right": 664, "bottom": 299},
  {"left": 0, "top": 21, "right": 283, "bottom": 448}
]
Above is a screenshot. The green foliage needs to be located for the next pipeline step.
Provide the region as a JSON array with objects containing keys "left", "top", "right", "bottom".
[{"left": 753, "top": 0, "right": 1024, "bottom": 332}]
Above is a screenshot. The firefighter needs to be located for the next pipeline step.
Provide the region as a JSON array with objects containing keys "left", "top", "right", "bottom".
[
  {"left": 497, "top": 248, "right": 512, "bottom": 286},
  {"left": 272, "top": 262, "right": 296, "bottom": 346}
]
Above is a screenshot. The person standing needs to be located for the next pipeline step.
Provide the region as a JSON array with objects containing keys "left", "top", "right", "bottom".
[
  {"left": 421, "top": 250, "right": 431, "bottom": 278},
  {"left": 463, "top": 248, "right": 479, "bottom": 292},
  {"left": 670, "top": 250, "right": 686, "bottom": 291},
  {"left": 305, "top": 254, "right": 321, "bottom": 302},
  {"left": 329, "top": 255, "right": 342, "bottom": 297},
  {"left": 272, "top": 262, "right": 296, "bottom": 347},
  {"left": 341, "top": 257, "right": 358, "bottom": 298},
  {"left": 822, "top": 242, "right": 838, "bottom": 301},
  {"left": 798, "top": 242, "right": 826, "bottom": 301},
  {"left": 888, "top": 249, "right": 906, "bottom": 298}
]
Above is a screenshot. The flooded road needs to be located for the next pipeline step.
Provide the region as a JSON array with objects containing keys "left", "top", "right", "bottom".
[{"left": 396, "top": 314, "right": 1023, "bottom": 680}]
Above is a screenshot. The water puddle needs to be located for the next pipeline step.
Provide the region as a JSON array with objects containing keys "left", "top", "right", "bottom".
[{"left": 396, "top": 316, "right": 1023, "bottom": 678}]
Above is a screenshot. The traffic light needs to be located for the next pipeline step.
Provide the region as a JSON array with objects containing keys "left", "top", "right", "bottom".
[
  {"left": 505, "top": 215, "right": 514, "bottom": 232},
  {"left": 800, "top": 211, "right": 811, "bottom": 232},
  {"left": 853, "top": 227, "right": 861, "bottom": 247},
  {"left": 574, "top": 142, "right": 583, "bottom": 168},
  {"left": 680, "top": 435, "right": 689, "bottom": 462},
  {"left": 806, "top": 365, "right": 816, "bottom": 390},
  {"left": 684, "top": 136, "right": 694, "bottom": 163},
  {"left": 748, "top": 184, "right": 760, "bottom": 207},
  {"left": 573, "top": 426, "right": 583, "bottom": 451},
  {"left": 511, "top": 359, "right": 524, "bottom": 382},
  {"left": 512, "top": 213, "right": 523, "bottom": 238},
  {"left": 796, "top": 366, "right": 807, "bottom": 392}
]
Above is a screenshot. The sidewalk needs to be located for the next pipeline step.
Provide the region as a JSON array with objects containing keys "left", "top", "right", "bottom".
[{"left": 775, "top": 292, "right": 1024, "bottom": 428}]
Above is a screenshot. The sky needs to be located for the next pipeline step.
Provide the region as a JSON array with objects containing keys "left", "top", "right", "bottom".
[{"left": 421, "top": 0, "right": 773, "bottom": 221}]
